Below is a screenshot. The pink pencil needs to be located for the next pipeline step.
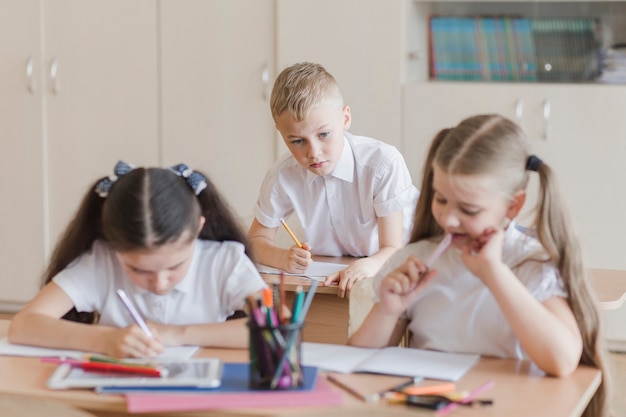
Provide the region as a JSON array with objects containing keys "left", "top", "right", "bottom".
[
  {"left": 437, "top": 380, "right": 495, "bottom": 415},
  {"left": 426, "top": 233, "right": 452, "bottom": 269}
]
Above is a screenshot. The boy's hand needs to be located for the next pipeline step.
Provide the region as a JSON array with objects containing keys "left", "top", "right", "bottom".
[
  {"left": 284, "top": 242, "right": 312, "bottom": 273},
  {"left": 379, "top": 256, "right": 436, "bottom": 315},
  {"left": 104, "top": 324, "right": 164, "bottom": 358},
  {"left": 323, "top": 258, "right": 377, "bottom": 298}
]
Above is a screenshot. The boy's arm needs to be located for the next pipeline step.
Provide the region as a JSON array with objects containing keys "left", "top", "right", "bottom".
[
  {"left": 247, "top": 218, "right": 312, "bottom": 273},
  {"left": 324, "top": 211, "right": 404, "bottom": 297}
]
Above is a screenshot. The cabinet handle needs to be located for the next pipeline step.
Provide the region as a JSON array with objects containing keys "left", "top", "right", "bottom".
[
  {"left": 50, "top": 58, "right": 60, "bottom": 95},
  {"left": 515, "top": 99, "right": 523, "bottom": 120},
  {"left": 542, "top": 99, "right": 551, "bottom": 139},
  {"left": 26, "top": 56, "right": 34, "bottom": 93},
  {"left": 261, "top": 63, "right": 270, "bottom": 101}
]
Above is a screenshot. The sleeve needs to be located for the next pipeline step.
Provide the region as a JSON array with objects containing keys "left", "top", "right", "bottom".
[
  {"left": 252, "top": 161, "right": 294, "bottom": 228},
  {"left": 219, "top": 243, "right": 269, "bottom": 314},
  {"left": 372, "top": 147, "right": 419, "bottom": 217},
  {"left": 52, "top": 243, "right": 112, "bottom": 313},
  {"left": 515, "top": 261, "right": 568, "bottom": 302}
]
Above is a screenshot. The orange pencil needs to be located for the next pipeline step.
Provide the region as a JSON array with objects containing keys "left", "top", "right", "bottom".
[{"left": 280, "top": 218, "right": 303, "bottom": 248}]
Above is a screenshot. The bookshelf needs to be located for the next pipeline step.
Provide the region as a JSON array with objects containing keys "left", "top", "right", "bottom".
[
  {"left": 402, "top": 1, "right": 626, "bottom": 271},
  {"left": 406, "top": 1, "right": 626, "bottom": 84}
]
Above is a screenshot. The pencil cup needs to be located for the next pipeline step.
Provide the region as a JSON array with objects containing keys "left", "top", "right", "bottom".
[{"left": 247, "top": 321, "right": 304, "bottom": 390}]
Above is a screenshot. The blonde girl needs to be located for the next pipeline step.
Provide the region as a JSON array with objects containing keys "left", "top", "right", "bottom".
[{"left": 349, "top": 114, "right": 609, "bottom": 417}]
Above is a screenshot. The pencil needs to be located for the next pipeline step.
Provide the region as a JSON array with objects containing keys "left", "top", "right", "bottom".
[{"left": 280, "top": 218, "right": 303, "bottom": 248}]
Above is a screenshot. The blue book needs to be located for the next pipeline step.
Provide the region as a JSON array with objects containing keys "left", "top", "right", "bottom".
[{"left": 96, "top": 362, "right": 319, "bottom": 394}]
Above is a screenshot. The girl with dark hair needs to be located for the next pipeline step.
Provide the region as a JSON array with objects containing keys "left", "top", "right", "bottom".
[{"left": 9, "top": 161, "right": 267, "bottom": 358}]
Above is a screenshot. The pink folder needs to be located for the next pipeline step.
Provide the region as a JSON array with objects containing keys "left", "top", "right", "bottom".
[{"left": 125, "top": 378, "right": 343, "bottom": 413}]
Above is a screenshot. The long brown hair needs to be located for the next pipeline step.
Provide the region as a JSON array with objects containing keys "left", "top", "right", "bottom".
[
  {"left": 43, "top": 164, "right": 250, "bottom": 323},
  {"left": 410, "top": 115, "right": 609, "bottom": 417}
]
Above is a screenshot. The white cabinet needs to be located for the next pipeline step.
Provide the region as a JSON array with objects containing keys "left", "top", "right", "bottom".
[
  {"left": 403, "top": 82, "right": 626, "bottom": 270},
  {"left": 0, "top": 0, "right": 46, "bottom": 307},
  {"left": 160, "top": 0, "right": 275, "bottom": 219},
  {"left": 0, "top": 0, "right": 158, "bottom": 308},
  {"left": 276, "top": 0, "right": 405, "bottom": 150}
]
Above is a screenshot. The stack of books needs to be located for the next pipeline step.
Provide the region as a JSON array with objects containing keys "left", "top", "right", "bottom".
[{"left": 429, "top": 16, "right": 602, "bottom": 82}]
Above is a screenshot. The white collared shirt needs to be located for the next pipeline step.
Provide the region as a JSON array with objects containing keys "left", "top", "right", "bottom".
[
  {"left": 53, "top": 240, "right": 267, "bottom": 327},
  {"left": 253, "top": 132, "right": 419, "bottom": 257},
  {"left": 373, "top": 221, "right": 568, "bottom": 359}
]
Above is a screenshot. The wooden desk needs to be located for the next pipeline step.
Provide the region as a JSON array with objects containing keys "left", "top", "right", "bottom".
[
  {"left": 589, "top": 269, "right": 626, "bottom": 310},
  {"left": 0, "top": 320, "right": 601, "bottom": 417},
  {"left": 260, "top": 256, "right": 374, "bottom": 345}
]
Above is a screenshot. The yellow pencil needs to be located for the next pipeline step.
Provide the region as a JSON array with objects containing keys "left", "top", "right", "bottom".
[{"left": 280, "top": 218, "right": 303, "bottom": 248}]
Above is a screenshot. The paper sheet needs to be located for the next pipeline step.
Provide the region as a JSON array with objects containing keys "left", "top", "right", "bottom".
[
  {"left": 0, "top": 337, "right": 199, "bottom": 360},
  {"left": 302, "top": 342, "right": 479, "bottom": 381},
  {"left": 256, "top": 261, "right": 347, "bottom": 279}
]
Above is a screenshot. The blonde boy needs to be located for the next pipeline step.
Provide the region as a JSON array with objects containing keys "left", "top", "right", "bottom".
[{"left": 248, "top": 62, "right": 418, "bottom": 297}]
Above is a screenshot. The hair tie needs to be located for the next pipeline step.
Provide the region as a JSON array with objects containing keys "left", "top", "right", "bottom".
[
  {"left": 95, "top": 160, "right": 135, "bottom": 198},
  {"left": 169, "top": 163, "right": 208, "bottom": 196},
  {"left": 526, "top": 155, "right": 543, "bottom": 172}
]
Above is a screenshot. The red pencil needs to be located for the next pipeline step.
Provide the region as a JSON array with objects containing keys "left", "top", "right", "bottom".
[{"left": 41, "top": 357, "right": 164, "bottom": 377}]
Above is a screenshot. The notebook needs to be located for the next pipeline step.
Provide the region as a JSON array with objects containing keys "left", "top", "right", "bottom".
[
  {"left": 256, "top": 261, "right": 347, "bottom": 279},
  {"left": 302, "top": 342, "right": 479, "bottom": 381},
  {"left": 0, "top": 337, "right": 199, "bottom": 360}
]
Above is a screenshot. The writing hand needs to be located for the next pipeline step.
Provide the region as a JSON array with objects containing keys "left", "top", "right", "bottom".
[
  {"left": 105, "top": 324, "right": 164, "bottom": 358},
  {"left": 285, "top": 242, "right": 312, "bottom": 273}
]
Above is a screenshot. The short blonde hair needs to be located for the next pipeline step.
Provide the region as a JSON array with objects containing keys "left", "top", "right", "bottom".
[{"left": 270, "top": 62, "right": 343, "bottom": 120}]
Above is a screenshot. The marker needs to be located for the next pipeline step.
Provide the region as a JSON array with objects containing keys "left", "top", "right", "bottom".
[
  {"left": 426, "top": 233, "right": 452, "bottom": 269},
  {"left": 116, "top": 289, "right": 153, "bottom": 338},
  {"left": 280, "top": 218, "right": 303, "bottom": 248}
]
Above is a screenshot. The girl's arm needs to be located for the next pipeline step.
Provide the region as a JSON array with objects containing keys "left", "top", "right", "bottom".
[
  {"left": 480, "top": 263, "right": 582, "bottom": 377},
  {"left": 348, "top": 305, "right": 408, "bottom": 348},
  {"left": 149, "top": 318, "right": 251, "bottom": 349},
  {"left": 8, "top": 282, "right": 163, "bottom": 358},
  {"left": 463, "top": 228, "right": 582, "bottom": 377},
  {"left": 324, "top": 210, "right": 404, "bottom": 297}
]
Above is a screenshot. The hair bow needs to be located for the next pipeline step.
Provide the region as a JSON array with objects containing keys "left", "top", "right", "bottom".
[
  {"left": 169, "top": 163, "right": 208, "bottom": 196},
  {"left": 95, "top": 160, "right": 135, "bottom": 198}
]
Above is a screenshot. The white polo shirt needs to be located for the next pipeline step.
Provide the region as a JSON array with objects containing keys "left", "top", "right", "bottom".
[
  {"left": 53, "top": 240, "right": 267, "bottom": 327},
  {"left": 253, "top": 132, "right": 419, "bottom": 257},
  {"left": 373, "top": 221, "right": 568, "bottom": 359}
]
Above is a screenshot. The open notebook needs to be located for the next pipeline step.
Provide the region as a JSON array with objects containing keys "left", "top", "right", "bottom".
[
  {"left": 0, "top": 337, "right": 199, "bottom": 360},
  {"left": 256, "top": 261, "right": 347, "bottom": 279},
  {"left": 302, "top": 342, "right": 479, "bottom": 381}
]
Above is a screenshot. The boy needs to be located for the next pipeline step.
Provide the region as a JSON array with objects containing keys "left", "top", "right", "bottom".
[{"left": 248, "top": 62, "right": 418, "bottom": 298}]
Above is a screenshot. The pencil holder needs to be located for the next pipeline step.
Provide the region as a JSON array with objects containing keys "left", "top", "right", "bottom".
[{"left": 247, "top": 320, "right": 304, "bottom": 390}]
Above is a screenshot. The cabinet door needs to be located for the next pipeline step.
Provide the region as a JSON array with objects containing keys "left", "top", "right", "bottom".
[
  {"left": 0, "top": 0, "right": 46, "bottom": 306},
  {"left": 160, "top": 0, "right": 275, "bottom": 219},
  {"left": 44, "top": 0, "right": 159, "bottom": 245},
  {"left": 404, "top": 82, "right": 626, "bottom": 270},
  {"left": 276, "top": 0, "right": 404, "bottom": 149}
]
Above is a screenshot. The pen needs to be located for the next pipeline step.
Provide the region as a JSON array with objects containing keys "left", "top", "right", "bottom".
[
  {"left": 116, "top": 289, "right": 153, "bottom": 338},
  {"left": 425, "top": 233, "right": 452, "bottom": 269},
  {"left": 280, "top": 218, "right": 303, "bottom": 248}
]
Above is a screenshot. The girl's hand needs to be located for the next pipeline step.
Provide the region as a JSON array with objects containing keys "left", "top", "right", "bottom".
[
  {"left": 284, "top": 242, "right": 312, "bottom": 273},
  {"left": 378, "top": 256, "right": 437, "bottom": 316},
  {"left": 461, "top": 227, "right": 506, "bottom": 282},
  {"left": 146, "top": 322, "right": 185, "bottom": 346},
  {"left": 104, "top": 324, "right": 164, "bottom": 358}
]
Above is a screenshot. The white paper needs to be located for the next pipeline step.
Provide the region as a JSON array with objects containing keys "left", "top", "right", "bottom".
[
  {"left": 0, "top": 337, "right": 199, "bottom": 360},
  {"left": 302, "top": 342, "right": 479, "bottom": 381},
  {"left": 256, "top": 261, "right": 347, "bottom": 279}
]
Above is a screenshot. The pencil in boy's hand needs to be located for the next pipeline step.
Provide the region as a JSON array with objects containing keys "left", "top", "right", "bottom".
[{"left": 280, "top": 218, "right": 303, "bottom": 248}]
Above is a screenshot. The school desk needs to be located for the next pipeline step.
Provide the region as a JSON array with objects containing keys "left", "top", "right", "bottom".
[
  {"left": 0, "top": 319, "right": 601, "bottom": 417},
  {"left": 589, "top": 269, "right": 626, "bottom": 310},
  {"left": 260, "top": 256, "right": 375, "bottom": 345}
]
